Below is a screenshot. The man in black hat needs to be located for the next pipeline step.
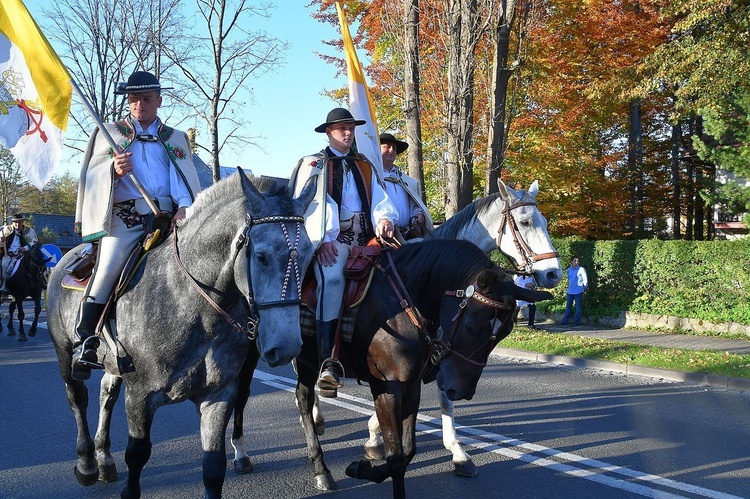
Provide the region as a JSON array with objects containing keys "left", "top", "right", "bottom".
[
  {"left": 289, "top": 107, "right": 398, "bottom": 397},
  {"left": 72, "top": 70, "right": 202, "bottom": 380},
  {"left": 0, "top": 213, "right": 38, "bottom": 293},
  {"left": 379, "top": 132, "right": 433, "bottom": 239}
]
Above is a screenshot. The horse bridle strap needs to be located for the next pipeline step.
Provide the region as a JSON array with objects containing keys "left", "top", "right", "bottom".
[
  {"left": 497, "top": 200, "right": 559, "bottom": 274},
  {"left": 376, "top": 250, "right": 426, "bottom": 334},
  {"left": 440, "top": 283, "right": 514, "bottom": 368}
]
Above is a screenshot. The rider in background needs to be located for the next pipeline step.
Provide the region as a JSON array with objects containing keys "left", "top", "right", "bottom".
[
  {"left": 0, "top": 213, "right": 38, "bottom": 293},
  {"left": 73, "top": 70, "right": 201, "bottom": 381},
  {"left": 379, "top": 132, "right": 433, "bottom": 240},
  {"left": 289, "top": 107, "right": 398, "bottom": 396}
]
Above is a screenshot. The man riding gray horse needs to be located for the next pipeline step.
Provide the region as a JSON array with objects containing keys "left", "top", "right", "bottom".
[
  {"left": 73, "top": 70, "right": 201, "bottom": 380},
  {"left": 0, "top": 213, "right": 38, "bottom": 294}
]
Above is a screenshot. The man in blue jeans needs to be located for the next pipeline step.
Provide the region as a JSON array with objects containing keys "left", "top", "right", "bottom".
[{"left": 560, "top": 256, "right": 588, "bottom": 326}]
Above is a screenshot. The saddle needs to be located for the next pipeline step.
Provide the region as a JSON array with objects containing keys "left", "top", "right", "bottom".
[{"left": 300, "top": 240, "right": 382, "bottom": 343}]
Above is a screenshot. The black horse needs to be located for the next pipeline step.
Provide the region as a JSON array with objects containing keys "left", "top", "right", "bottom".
[
  {"left": 232, "top": 239, "right": 552, "bottom": 498},
  {"left": 2, "top": 243, "right": 49, "bottom": 341}
]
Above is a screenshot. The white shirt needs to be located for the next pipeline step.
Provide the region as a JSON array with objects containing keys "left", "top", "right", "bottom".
[
  {"left": 323, "top": 148, "right": 397, "bottom": 243},
  {"left": 383, "top": 167, "right": 414, "bottom": 228},
  {"left": 113, "top": 117, "right": 192, "bottom": 207},
  {"left": 514, "top": 274, "right": 536, "bottom": 307}
]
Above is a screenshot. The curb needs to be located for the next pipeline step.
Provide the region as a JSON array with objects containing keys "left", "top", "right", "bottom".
[{"left": 492, "top": 347, "right": 750, "bottom": 392}]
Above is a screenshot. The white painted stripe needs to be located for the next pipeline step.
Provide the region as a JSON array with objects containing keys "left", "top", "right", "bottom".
[{"left": 254, "top": 370, "right": 743, "bottom": 499}]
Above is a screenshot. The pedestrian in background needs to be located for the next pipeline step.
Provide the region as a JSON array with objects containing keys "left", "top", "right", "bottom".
[
  {"left": 514, "top": 273, "right": 537, "bottom": 329},
  {"left": 560, "top": 256, "right": 588, "bottom": 326}
]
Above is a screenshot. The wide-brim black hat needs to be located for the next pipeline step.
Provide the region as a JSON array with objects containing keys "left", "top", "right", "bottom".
[
  {"left": 115, "top": 71, "right": 173, "bottom": 95},
  {"left": 315, "top": 107, "right": 366, "bottom": 133},
  {"left": 10, "top": 213, "right": 25, "bottom": 222},
  {"left": 379, "top": 132, "right": 408, "bottom": 154}
]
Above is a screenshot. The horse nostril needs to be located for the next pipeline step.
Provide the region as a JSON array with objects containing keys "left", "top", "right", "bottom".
[{"left": 546, "top": 271, "right": 558, "bottom": 281}]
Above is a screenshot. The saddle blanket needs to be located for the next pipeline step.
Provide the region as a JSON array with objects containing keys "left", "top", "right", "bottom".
[{"left": 300, "top": 305, "right": 359, "bottom": 343}]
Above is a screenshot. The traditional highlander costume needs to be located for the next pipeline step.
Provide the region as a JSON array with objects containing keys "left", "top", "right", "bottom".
[
  {"left": 72, "top": 71, "right": 201, "bottom": 380},
  {"left": 289, "top": 108, "right": 398, "bottom": 395},
  {"left": 379, "top": 133, "right": 433, "bottom": 238},
  {"left": 0, "top": 214, "right": 38, "bottom": 292}
]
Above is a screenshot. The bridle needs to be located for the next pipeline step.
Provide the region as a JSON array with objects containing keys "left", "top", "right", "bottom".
[
  {"left": 173, "top": 213, "right": 306, "bottom": 340},
  {"left": 496, "top": 198, "right": 559, "bottom": 275},
  {"left": 378, "top": 251, "right": 513, "bottom": 370}
]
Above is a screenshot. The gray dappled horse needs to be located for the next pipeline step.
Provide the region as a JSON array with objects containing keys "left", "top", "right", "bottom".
[
  {"left": 2, "top": 242, "right": 49, "bottom": 341},
  {"left": 46, "top": 171, "right": 317, "bottom": 499}
]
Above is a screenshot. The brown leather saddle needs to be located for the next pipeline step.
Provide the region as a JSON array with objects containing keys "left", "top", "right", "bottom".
[{"left": 300, "top": 241, "right": 382, "bottom": 342}]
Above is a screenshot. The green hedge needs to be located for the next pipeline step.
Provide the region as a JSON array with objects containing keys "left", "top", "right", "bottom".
[{"left": 529, "top": 237, "right": 750, "bottom": 327}]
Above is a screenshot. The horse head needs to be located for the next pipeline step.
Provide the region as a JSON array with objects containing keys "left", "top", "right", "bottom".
[
  {"left": 436, "top": 266, "right": 553, "bottom": 401},
  {"left": 496, "top": 179, "right": 562, "bottom": 289},
  {"left": 234, "top": 171, "right": 317, "bottom": 367}
]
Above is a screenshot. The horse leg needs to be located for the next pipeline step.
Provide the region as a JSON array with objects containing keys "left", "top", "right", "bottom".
[
  {"left": 6, "top": 300, "right": 15, "bottom": 335},
  {"left": 231, "top": 346, "right": 259, "bottom": 474},
  {"left": 293, "top": 358, "right": 326, "bottom": 435},
  {"left": 439, "top": 386, "right": 477, "bottom": 477},
  {"left": 295, "top": 346, "right": 336, "bottom": 491},
  {"left": 60, "top": 375, "right": 99, "bottom": 486},
  {"left": 364, "top": 412, "right": 385, "bottom": 461},
  {"left": 94, "top": 374, "right": 123, "bottom": 482},
  {"left": 15, "top": 300, "right": 26, "bottom": 341},
  {"left": 198, "top": 399, "right": 234, "bottom": 499},
  {"left": 121, "top": 394, "right": 156, "bottom": 499},
  {"left": 346, "top": 391, "right": 401, "bottom": 485},
  {"left": 28, "top": 295, "right": 42, "bottom": 337}
]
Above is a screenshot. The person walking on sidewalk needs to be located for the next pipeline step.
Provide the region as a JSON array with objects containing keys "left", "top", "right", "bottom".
[
  {"left": 560, "top": 256, "right": 588, "bottom": 326},
  {"left": 514, "top": 273, "right": 538, "bottom": 329}
]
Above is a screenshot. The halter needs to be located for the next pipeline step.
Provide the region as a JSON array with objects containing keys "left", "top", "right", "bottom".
[
  {"left": 173, "top": 213, "right": 305, "bottom": 340},
  {"left": 496, "top": 199, "right": 559, "bottom": 275},
  {"left": 377, "top": 251, "right": 513, "bottom": 370},
  {"left": 437, "top": 283, "right": 515, "bottom": 368}
]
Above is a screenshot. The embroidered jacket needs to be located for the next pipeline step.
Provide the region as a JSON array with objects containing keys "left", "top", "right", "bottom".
[
  {"left": 75, "top": 116, "right": 202, "bottom": 242},
  {"left": 382, "top": 166, "right": 434, "bottom": 231},
  {"left": 1, "top": 225, "right": 38, "bottom": 255}
]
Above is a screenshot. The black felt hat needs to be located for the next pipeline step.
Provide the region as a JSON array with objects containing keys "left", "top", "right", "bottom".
[
  {"left": 314, "top": 107, "right": 366, "bottom": 133},
  {"left": 379, "top": 132, "right": 409, "bottom": 155},
  {"left": 115, "top": 71, "right": 173, "bottom": 95},
  {"left": 10, "top": 213, "right": 25, "bottom": 222}
]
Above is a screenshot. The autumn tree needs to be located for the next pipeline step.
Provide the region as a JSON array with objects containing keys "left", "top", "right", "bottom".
[
  {"left": 19, "top": 173, "right": 79, "bottom": 216},
  {"left": 0, "top": 147, "right": 26, "bottom": 221}
]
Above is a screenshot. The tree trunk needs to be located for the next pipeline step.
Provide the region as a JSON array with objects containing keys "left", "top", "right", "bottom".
[
  {"left": 485, "top": 0, "right": 517, "bottom": 195},
  {"left": 404, "top": 0, "right": 425, "bottom": 201},
  {"left": 445, "top": 0, "right": 477, "bottom": 217},
  {"left": 670, "top": 120, "right": 682, "bottom": 239},
  {"left": 627, "top": 98, "right": 643, "bottom": 236}
]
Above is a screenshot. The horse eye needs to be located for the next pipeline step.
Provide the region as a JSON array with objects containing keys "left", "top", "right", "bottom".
[
  {"left": 255, "top": 252, "right": 268, "bottom": 265},
  {"left": 520, "top": 219, "right": 532, "bottom": 228}
]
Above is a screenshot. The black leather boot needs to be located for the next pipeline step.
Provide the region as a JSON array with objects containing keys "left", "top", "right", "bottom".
[
  {"left": 316, "top": 319, "right": 343, "bottom": 397},
  {"left": 71, "top": 302, "right": 106, "bottom": 380}
]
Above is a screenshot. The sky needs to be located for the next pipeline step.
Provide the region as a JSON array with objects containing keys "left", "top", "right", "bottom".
[{"left": 23, "top": 0, "right": 351, "bottom": 180}]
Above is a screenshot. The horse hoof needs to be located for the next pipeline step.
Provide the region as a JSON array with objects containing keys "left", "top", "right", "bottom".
[
  {"left": 453, "top": 460, "right": 479, "bottom": 477},
  {"left": 233, "top": 457, "right": 254, "bottom": 474},
  {"left": 99, "top": 463, "right": 118, "bottom": 482},
  {"left": 28, "top": 327, "right": 36, "bottom": 337},
  {"left": 313, "top": 472, "right": 336, "bottom": 491},
  {"left": 314, "top": 420, "right": 325, "bottom": 436},
  {"left": 345, "top": 460, "right": 370, "bottom": 479},
  {"left": 7, "top": 329, "right": 15, "bottom": 336},
  {"left": 18, "top": 332, "right": 27, "bottom": 342},
  {"left": 364, "top": 443, "right": 384, "bottom": 461},
  {"left": 74, "top": 465, "right": 99, "bottom": 486}
]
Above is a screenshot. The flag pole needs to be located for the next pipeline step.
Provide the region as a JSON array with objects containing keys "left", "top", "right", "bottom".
[{"left": 69, "top": 78, "right": 160, "bottom": 216}]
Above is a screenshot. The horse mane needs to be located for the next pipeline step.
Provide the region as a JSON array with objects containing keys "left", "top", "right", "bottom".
[
  {"left": 393, "top": 239, "right": 500, "bottom": 290},
  {"left": 429, "top": 192, "right": 503, "bottom": 239}
]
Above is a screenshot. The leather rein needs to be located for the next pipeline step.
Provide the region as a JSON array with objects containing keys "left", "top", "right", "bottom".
[
  {"left": 173, "top": 213, "right": 305, "bottom": 340},
  {"left": 376, "top": 250, "right": 513, "bottom": 370},
  {"left": 496, "top": 199, "right": 559, "bottom": 275}
]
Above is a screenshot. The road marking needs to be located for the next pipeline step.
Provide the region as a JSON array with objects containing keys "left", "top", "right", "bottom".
[{"left": 254, "top": 369, "right": 743, "bottom": 499}]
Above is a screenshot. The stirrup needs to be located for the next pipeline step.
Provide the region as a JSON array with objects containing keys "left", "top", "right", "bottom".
[
  {"left": 317, "top": 359, "right": 344, "bottom": 397},
  {"left": 74, "top": 337, "right": 104, "bottom": 370}
]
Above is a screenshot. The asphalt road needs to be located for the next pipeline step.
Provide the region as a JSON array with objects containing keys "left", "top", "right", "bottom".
[{"left": 1, "top": 312, "right": 749, "bottom": 499}]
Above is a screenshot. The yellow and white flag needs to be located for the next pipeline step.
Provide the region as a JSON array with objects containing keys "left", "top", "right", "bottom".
[
  {"left": 0, "top": 0, "right": 72, "bottom": 189},
  {"left": 336, "top": 2, "right": 383, "bottom": 177}
]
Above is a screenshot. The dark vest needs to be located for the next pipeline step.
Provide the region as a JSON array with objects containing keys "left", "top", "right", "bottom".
[{"left": 325, "top": 148, "right": 375, "bottom": 237}]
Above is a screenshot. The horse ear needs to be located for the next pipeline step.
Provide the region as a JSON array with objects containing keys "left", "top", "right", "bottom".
[
  {"left": 497, "top": 179, "right": 511, "bottom": 201},
  {"left": 475, "top": 269, "right": 497, "bottom": 294},
  {"left": 528, "top": 180, "right": 539, "bottom": 197},
  {"left": 295, "top": 175, "right": 319, "bottom": 212},
  {"left": 239, "top": 167, "right": 265, "bottom": 210}
]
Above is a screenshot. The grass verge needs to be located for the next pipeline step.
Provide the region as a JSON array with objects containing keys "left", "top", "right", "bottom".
[{"left": 501, "top": 328, "right": 750, "bottom": 379}]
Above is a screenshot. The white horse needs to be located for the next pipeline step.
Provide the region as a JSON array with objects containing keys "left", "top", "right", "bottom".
[{"left": 314, "top": 179, "right": 561, "bottom": 477}]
